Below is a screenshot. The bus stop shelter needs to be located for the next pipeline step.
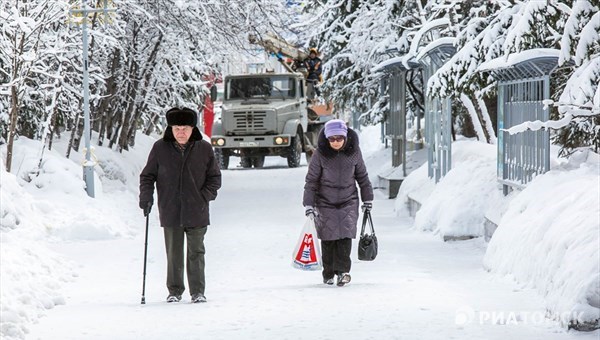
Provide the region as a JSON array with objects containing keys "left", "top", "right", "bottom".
[
  {"left": 372, "top": 56, "right": 420, "bottom": 197},
  {"left": 416, "top": 38, "right": 456, "bottom": 182},
  {"left": 480, "top": 49, "right": 561, "bottom": 195}
]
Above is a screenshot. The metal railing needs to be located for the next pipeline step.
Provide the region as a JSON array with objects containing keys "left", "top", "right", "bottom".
[
  {"left": 425, "top": 96, "right": 452, "bottom": 182},
  {"left": 419, "top": 44, "right": 455, "bottom": 182},
  {"left": 388, "top": 70, "right": 407, "bottom": 173},
  {"left": 497, "top": 77, "right": 550, "bottom": 194}
]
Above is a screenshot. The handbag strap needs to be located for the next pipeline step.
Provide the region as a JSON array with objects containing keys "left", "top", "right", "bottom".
[{"left": 360, "top": 211, "right": 376, "bottom": 236}]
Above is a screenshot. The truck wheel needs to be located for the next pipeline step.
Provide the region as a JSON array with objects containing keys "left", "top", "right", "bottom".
[
  {"left": 240, "top": 156, "right": 252, "bottom": 168},
  {"left": 252, "top": 156, "right": 265, "bottom": 168},
  {"left": 287, "top": 135, "right": 302, "bottom": 168},
  {"left": 214, "top": 148, "right": 229, "bottom": 170}
]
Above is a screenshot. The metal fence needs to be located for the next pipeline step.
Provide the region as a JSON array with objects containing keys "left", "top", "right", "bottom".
[
  {"left": 497, "top": 77, "right": 551, "bottom": 194},
  {"left": 388, "top": 70, "right": 407, "bottom": 173},
  {"left": 493, "top": 57, "right": 558, "bottom": 195},
  {"left": 425, "top": 96, "right": 452, "bottom": 182},
  {"left": 418, "top": 43, "right": 455, "bottom": 182}
]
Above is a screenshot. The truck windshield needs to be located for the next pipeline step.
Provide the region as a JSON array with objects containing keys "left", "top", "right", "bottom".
[{"left": 226, "top": 76, "right": 296, "bottom": 100}]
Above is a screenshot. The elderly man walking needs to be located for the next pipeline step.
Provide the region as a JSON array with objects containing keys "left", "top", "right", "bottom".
[{"left": 139, "top": 107, "right": 221, "bottom": 303}]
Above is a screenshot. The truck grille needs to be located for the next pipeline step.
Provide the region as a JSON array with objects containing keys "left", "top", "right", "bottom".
[{"left": 232, "top": 111, "right": 268, "bottom": 134}]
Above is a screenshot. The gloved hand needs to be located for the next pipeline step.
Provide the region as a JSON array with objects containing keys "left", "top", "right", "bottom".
[
  {"left": 305, "top": 206, "right": 316, "bottom": 219},
  {"left": 140, "top": 201, "right": 153, "bottom": 216},
  {"left": 361, "top": 201, "right": 373, "bottom": 213}
]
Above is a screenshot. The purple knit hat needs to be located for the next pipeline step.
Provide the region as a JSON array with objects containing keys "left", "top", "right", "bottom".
[{"left": 324, "top": 119, "right": 347, "bottom": 138}]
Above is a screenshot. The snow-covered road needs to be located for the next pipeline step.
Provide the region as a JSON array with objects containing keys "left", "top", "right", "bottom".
[{"left": 27, "top": 158, "right": 596, "bottom": 339}]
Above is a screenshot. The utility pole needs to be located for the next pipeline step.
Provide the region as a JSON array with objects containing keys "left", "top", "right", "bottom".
[{"left": 70, "top": 0, "right": 115, "bottom": 198}]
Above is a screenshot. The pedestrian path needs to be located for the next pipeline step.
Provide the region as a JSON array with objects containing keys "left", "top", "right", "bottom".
[{"left": 27, "top": 159, "right": 595, "bottom": 339}]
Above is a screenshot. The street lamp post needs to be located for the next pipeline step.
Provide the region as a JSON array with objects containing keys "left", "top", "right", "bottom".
[{"left": 70, "top": 0, "right": 115, "bottom": 198}]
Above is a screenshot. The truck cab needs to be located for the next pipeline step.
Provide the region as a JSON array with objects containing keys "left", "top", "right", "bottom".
[{"left": 211, "top": 73, "right": 312, "bottom": 169}]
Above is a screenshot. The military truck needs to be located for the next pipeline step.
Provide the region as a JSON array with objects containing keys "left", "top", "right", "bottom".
[
  {"left": 210, "top": 72, "right": 328, "bottom": 169},
  {"left": 210, "top": 33, "right": 332, "bottom": 169}
]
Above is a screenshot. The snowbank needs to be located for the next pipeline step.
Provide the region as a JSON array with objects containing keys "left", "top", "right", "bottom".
[
  {"left": 357, "top": 124, "right": 390, "bottom": 186},
  {"left": 395, "top": 158, "right": 434, "bottom": 207},
  {"left": 0, "top": 166, "right": 74, "bottom": 340},
  {"left": 484, "top": 149, "right": 600, "bottom": 330},
  {"left": 0, "top": 134, "right": 154, "bottom": 339},
  {"left": 397, "top": 137, "right": 599, "bottom": 330},
  {"left": 397, "top": 140, "right": 505, "bottom": 239}
]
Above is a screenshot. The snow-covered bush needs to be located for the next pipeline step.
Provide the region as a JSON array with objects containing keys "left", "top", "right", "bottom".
[
  {"left": 0, "top": 165, "right": 74, "bottom": 340},
  {"left": 397, "top": 140, "right": 504, "bottom": 239},
  {"left": 484, "top": 150, "right": 600, "bottom": 330}
]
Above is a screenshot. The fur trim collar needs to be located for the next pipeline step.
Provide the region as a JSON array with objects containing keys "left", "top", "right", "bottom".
[{"left": 317, "top": 128, "right": 359, "bottom": 157}]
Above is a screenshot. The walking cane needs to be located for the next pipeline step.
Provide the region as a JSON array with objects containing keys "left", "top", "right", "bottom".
[{"left": 141, "top": 210, "right": 150, "bottom": 304}]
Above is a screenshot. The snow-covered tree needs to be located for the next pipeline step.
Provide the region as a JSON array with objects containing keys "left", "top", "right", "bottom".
[
  {"left": 0, "top": 0, "right": 74, "bottom": 171},
  {"left": 430, "top": 0, "right": 599, "bottom": 153},
  {"left": 296, "top": 0, "right": 426, "bottom": 123},
  {"left": 1, "top": 0, "right": 293, "bottom": 169},
  {"left": 90, "top": 0, "right": 292, "bottom": 152},
  {"left": 554, "top": 2, "right": 599, "bottom": 155}
]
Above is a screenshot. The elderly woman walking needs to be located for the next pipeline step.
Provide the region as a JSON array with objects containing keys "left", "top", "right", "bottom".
[{"left": 303, "top": 119, "right": 374, "bottom": 286}]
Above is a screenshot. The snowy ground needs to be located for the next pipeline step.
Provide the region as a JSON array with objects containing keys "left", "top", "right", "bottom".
[
  {"left": 1, "top": 128, "right": 598, "bottom": 339},
  {"left": 11, "top": 151, "right": 596, "bottom": 339}
]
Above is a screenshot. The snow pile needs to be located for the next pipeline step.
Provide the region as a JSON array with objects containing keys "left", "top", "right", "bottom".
[
  {"left": 91, "top": 134, "right": 157, "bottom": 194},
  {"left": 5, "top": 138, "right": 132, "bottom": 240},
  {"left": 484, "top": 149, "right": 600, "bottom": 329},
  {"left": 395, "top": 157, "right": 434, "bottom": 206},
  {"left": 397, "top": 140, "right": 505, "bottom": 239},
  {"left": 357, "top": 124, "right": 390, "bottom": 186},
  {"left": 0, "top": 135, "right": 154, "bottom": 339},
  {"left": 0, "top": 166, "right": 74, "bottom": 340},
  {"left": 357, "top": 124, "right": 385, "bottom": 157},
  {"left": 397, "top": 137, "right": 599, "bottom": 329}
]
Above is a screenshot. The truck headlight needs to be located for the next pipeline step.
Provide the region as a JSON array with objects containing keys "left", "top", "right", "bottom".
[
  {"left": 274, "top": 137, "right": 289, "bottom": 145},
  {"left": 212, "top": 138, "right": 226, "bottom": 146}
]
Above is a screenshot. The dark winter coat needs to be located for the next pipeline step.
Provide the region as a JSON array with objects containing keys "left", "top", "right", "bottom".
[
  {"left": 139, "top": 127, "right": 221, "bottom": 228},
  {"left": 303, "top": 128, "right": 373, "bottom": 241},
  {"left": 304, "top": 56, "right": 322, "bottom": 82}
]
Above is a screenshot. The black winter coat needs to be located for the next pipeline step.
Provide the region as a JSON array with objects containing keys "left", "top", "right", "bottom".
[
  {"left": 139, "top": 127, "right": 221, "bottom": 228},
  {"left": 303, "top": 128, "right": 373, "bottom": 240},
  {"left": 304, "top": 56, "right": 322, "bottom": 82}
]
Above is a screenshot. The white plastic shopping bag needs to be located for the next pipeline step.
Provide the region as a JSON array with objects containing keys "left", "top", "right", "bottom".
[{"left": 292, "top": 217, "right": 323, "bottom": 271}]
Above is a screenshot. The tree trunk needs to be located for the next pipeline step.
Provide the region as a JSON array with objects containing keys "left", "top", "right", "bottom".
[
  {"left": 143, "top": 111, "right": 161, "bottom": 135},
  {"left": 483, "top": 95, "right": 498, "bottom": 132},
  {"left": 5, "top": 26, "right": 26, "bottom": 172},
  {"left": 117, "top": 72, "right": 138, "bottom": 152},
  {"left": 118, "top": 113, "right": 132, "bottom": 152},
  {"left": 73, "top": 115, "right": 84, "bottom": 152},
  {"left": 107, "top": 109, "right": 119, "bottom": 148},
  {"left": 476, "top": 91, "right": 497, "bottom": 144},
  {"left": 127, "top": 33, "right": 163, "bottom": 148},
  {"left": 460, "top": 93, "right": 488, "bottom": 142},
  {"left": 96, "top": 49, "right": 121, "bottom": 147},
  {"left": 97, "top": 111, "right": 106, "bottom": 147},
  {"left": 48, "top": 106, "right": 60, "bottom": 151},
  {"left": 66, "top": 113, "right": 81, "bottom": 159},
  {"left": 5, "top": 85, "right": 20, "bottom": 172},
  {"left": 117, "top": 23, "right": 141, "bottom": 152}
]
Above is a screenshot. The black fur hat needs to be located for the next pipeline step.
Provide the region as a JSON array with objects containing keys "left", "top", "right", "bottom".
[{"left": 166, "top": 107, "right": 197, "bottom": 127}]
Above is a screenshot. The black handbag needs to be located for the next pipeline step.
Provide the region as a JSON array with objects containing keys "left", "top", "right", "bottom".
[{"left": 358, "top": 211, "right": 378, "bottom": 261}]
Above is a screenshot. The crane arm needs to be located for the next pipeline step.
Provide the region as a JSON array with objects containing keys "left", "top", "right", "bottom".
[{"left": 248, "top": 33, "right": 309, "bottom": 72}]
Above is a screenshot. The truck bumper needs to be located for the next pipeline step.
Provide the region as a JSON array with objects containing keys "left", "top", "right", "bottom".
[{"left": 211, "top": 135, "right": 292, "bottom": 148}]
